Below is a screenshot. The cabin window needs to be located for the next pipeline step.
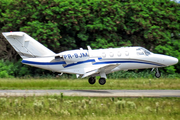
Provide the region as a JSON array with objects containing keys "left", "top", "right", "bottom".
[
  {"left": 125, "top": 51, "right": 129, "bottom": 56},
  {"left": 110, "top": 52, "right": 114, "bottom": 57},
  {"left": 117, "top": 51, "right": 121, "bottom": 57},
  {"left": 102, "top": 52, "right": 106, "bottom": 57}
]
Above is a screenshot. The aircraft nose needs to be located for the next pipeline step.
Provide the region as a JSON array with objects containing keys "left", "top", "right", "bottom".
[{"left": 163, "top": 56, "right": 178, "bottom": 66}]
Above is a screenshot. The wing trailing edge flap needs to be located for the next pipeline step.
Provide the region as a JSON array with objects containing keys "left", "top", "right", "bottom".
[
  {"left": 81, "top": 69, "right": 98, "bottom": 78},
  {"left": 81, "top": 64, "right": 120, "bottom": 78}
]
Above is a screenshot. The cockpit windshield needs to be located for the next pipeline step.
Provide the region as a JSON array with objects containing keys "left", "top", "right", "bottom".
[{"left": 136, "top": 47, "right": 151, "bottom": 56}]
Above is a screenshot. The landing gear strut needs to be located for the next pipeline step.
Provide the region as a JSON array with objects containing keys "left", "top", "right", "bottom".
[
  {"left": 99, "top": 78, "right": 106, "bottom": 85},
  {"left": 155, "top": 68, "right": 161, "bottom": 78},
  {"left": 88, "top": 77, "right": 96, "bottom": 84}
]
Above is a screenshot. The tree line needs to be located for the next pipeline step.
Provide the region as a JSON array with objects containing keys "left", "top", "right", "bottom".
[{"left": 0, "top": 0, "right": 180, "bottom": 76}]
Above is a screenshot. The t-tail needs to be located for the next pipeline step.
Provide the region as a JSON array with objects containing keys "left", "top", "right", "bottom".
[{"left": 2, "top": 32, "right": 55, "bottom": 58}]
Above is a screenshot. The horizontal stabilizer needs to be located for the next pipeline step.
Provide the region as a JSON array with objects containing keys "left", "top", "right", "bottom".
[
  {"left": 2, "top": 32, "right": 55, "bottom": 59},
  {"left": 4, "top": 32, "right": 24, "bottom": 37}
]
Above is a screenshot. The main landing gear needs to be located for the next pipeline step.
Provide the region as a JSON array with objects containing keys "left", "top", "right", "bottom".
[
  {"left": 88, "top": 77, "right": 106, "bottom": 85},
  {"left": 99, "top": 78, "right": 106, "bottom": 85},
  {"left": 88, "top": 77, "right": 96, "bottom": 84}
]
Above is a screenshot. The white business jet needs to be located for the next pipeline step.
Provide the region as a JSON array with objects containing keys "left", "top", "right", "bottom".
[{"left": 2, "top": 32, "right": 178, "bottom": 85}]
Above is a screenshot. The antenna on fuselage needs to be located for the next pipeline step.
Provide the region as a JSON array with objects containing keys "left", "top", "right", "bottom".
[
  {"left": 87, "top": 46, "right": 92, "bottom": 57},
  {"left": 87, "top": 46, "right": 92, "bottom": 50}
]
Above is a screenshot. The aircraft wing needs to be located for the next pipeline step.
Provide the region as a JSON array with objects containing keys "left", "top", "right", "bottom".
[{"left": 81, "top": 64, "right": 120, "bottom": 78}]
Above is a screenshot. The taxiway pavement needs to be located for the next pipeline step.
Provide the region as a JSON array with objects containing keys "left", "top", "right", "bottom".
[{"left": 0, "top": 90, "right": 180, "bottom": 97}]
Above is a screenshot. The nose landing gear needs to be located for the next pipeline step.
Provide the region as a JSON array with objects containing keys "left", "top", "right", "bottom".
[
  {"left": 155, "top": 68, "right": 161, "bottom": 78},
  {"left": 152, "top": 68, "right": 161, "bottom": 78}
]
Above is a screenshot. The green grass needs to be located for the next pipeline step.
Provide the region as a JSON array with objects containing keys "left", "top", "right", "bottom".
[
  {"left": 0, "top": 95, "right": 179, "bottom": 120},
  {"left": 0, "top": 78, "right": 179, "bottom": 120},
  {"left": 0, "top": 78, "right": 180, "bottom": 90}
]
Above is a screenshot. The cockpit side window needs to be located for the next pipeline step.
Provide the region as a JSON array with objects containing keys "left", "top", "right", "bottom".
[
  {"left": 136, "top": 48, "right": 144, "bottom": 55},
  {"left": 136, "top": 48, "right": 151, "bottom": 56},
  {"left": 142, "top": 48, "right": 151, "bottom": 56}
]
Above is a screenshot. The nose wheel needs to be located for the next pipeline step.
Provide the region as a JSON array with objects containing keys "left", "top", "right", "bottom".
[
  {"left": 154, "top": 68, "right": 161, "bottom": 78},
  {"left": 88, "top": 77, "right": 96, "bottom": 84},
  {"left": 155, "top": 68, "right": 161, "bottom": 78}
]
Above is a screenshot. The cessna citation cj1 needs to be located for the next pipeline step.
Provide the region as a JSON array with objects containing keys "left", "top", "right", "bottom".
[{"left": 2, "top": 32, "right": 178, "bottom": 85}]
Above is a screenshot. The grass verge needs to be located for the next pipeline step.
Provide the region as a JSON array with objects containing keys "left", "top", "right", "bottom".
[
  {"left": 0, "top": 78, "right": 180, "bottom": 90},
  {"left": 0, "top": 95, "right": 179, "bottom": 120}
]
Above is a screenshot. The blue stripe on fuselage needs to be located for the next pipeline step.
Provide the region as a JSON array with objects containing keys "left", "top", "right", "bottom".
[
  {"left": 93, "top": 61, "right": 163, "bottom": 66},
  {"left": 64, "top": 59, "right": 96, "bottom": 68},
  {"left": 22, "top": 60, "right": 66, "bottom": 65},
  {"left": 21, "top": 59, "right": 164, "bottom": 67}
]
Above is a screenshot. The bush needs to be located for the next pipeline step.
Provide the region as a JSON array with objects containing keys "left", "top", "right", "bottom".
[
  {"left": 0, "top": 60, "right": 14, "bottom": 78},
  {"left": 0, "top": 0, "right": 179, "bottom": 77},
  {"left": 0, "top": 0, "right": 179, "bottom": 74},
  {"left": 107, "top": 69, "right": 180, "bottom": 79},
  {"left": 0, "top": 59, "right": 36, "bottom": 78}
]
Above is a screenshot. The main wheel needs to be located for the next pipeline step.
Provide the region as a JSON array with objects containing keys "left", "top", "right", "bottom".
[
  {"left": 99, "top": 78, "right": 106, "bottom": 85},
  {"left": 88, "top": 77, "right": 96, "bottom": 84}
]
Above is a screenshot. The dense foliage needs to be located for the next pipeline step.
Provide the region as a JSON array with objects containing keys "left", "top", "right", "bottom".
[{"left": 0, "top": 0, "right": 180, "bottom": 77}]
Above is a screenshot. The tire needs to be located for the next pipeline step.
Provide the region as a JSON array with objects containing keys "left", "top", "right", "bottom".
[
  {"left": 88, "top": 77, "right": 96, "bottom": 84},
  {"left": 99, "top": 78, "right": 106, "bottom": 85},
  {"left": 155, "top": 72, "right": 161, "bottom": 78}
]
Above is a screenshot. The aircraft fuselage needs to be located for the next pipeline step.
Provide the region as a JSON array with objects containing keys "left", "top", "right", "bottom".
[{"left": 22, "top": 47, "right": 178, "bottom": 76}]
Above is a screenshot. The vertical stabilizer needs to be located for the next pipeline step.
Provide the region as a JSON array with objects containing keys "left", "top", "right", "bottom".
[{"left": 2, "top": 32, "right": 55, "bottom": 58}]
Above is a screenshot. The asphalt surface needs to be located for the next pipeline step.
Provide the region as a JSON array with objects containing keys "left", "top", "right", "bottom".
[{"left": 0, "top": 90, "right": 180, "bottom": 97}]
